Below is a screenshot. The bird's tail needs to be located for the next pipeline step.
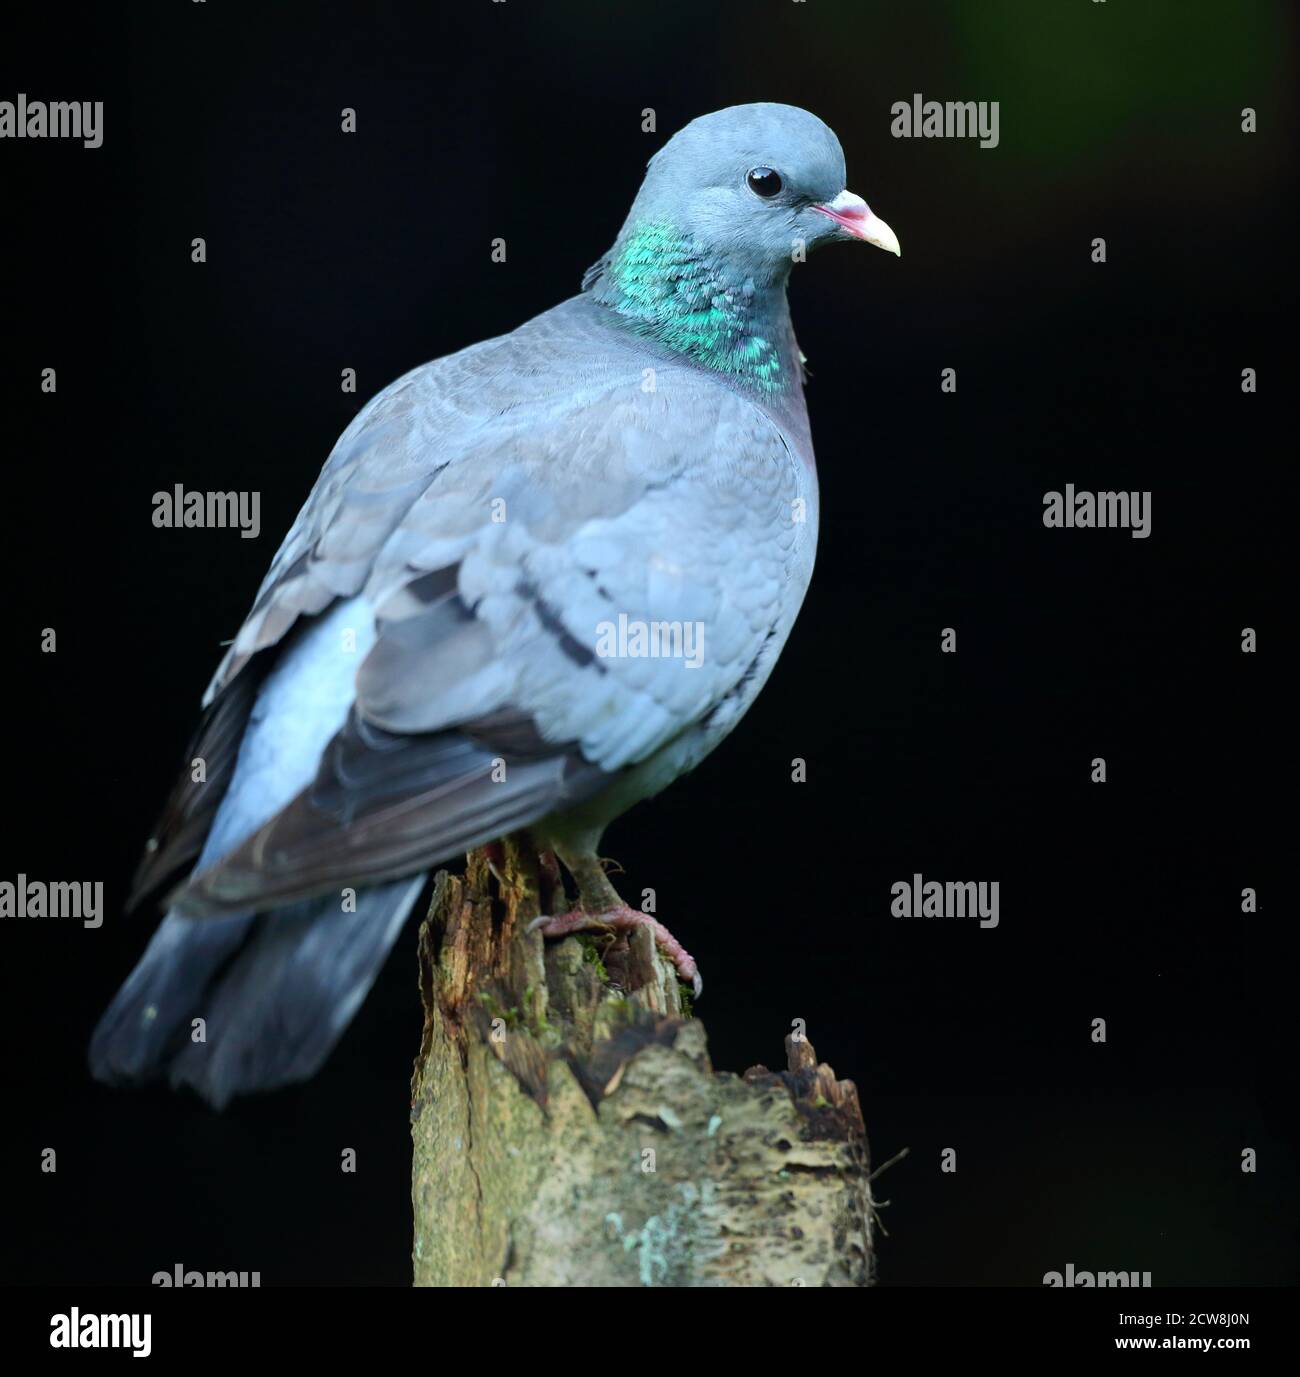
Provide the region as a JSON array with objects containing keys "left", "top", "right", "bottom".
[{"left": 88, "top": 874, "right": 428, "bottom": 1109}]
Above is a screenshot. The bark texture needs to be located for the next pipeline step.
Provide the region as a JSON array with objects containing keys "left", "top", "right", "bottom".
[{"left": 411, "top": 840, "right": 874, "bottom": 1286}]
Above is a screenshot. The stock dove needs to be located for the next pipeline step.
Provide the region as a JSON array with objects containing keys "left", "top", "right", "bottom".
[{"left": 90, "top": 103, "right": 900, "bottom": 1107}]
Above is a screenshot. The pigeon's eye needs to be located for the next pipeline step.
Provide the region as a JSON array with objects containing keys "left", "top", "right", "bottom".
[{"left": 746, "top": 167, "right": 783, "bottom": 199}]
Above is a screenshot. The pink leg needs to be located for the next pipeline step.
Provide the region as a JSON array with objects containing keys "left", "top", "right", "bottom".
[{"left": 528, "top": 905, "right": 702, "bottom": 998}]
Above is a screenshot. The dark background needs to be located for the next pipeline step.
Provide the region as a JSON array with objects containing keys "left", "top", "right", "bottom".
[{"left": 1, "top": 0, "right": 1293, "bottom": 1287}]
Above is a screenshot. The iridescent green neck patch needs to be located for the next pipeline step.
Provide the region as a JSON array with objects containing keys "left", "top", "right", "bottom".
[{"left": 592, "top": 223, "right": 787, "bottom": 393}]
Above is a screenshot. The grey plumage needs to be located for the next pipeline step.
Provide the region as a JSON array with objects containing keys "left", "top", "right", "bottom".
[{"left": 91, "top": 103, "right": 898, "bottom": 1106}]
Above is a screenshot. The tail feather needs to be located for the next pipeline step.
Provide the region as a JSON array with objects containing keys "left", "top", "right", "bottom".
[{"left": 89, "top": 874, "right": 427, "bottom": 1109}]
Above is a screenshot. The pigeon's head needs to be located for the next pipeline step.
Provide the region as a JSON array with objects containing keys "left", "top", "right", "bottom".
[{"left": 623, "top": 103, "right": 900, "bottom": 283}]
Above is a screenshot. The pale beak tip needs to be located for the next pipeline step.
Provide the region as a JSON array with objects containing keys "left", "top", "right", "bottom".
[{"left": 870, "top": 217, "right": 902, "bottom": 258}]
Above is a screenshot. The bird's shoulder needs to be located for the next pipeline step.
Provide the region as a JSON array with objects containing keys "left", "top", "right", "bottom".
[{"left": 204, "top": 296, "right": 811, "bottom": 707}]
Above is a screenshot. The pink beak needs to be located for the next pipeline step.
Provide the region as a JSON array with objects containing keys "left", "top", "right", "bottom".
[{"left": 812, "top": 191, "right": 901, "bottom": 256}]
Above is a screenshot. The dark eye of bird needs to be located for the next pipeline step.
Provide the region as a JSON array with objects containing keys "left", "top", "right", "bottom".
[{"left": 746, "top": 167, "right": 783, "bottom": 198}]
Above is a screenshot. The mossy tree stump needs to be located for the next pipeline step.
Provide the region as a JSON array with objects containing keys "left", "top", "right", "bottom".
[{"left": 410, "top": 838, "right": 875, "bottom": 1286}]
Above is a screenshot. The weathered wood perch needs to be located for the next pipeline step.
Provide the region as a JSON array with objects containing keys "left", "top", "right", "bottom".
[{"left": 410, "top": 839, "right": 874, "bottom": 1286}]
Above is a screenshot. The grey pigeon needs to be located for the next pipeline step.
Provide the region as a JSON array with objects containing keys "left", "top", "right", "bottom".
[{"left": 90, "top": 103, "right": 899, "bottom": 1108}]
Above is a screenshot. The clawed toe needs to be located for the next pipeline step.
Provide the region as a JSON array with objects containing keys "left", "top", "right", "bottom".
[{"left": 527, "top": 906, "right": 701, "bottom": 999}]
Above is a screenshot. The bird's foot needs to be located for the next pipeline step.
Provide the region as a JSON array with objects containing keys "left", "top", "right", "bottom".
[{"left": 527, "top": 905, "right": 703, "bottom": 998}]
